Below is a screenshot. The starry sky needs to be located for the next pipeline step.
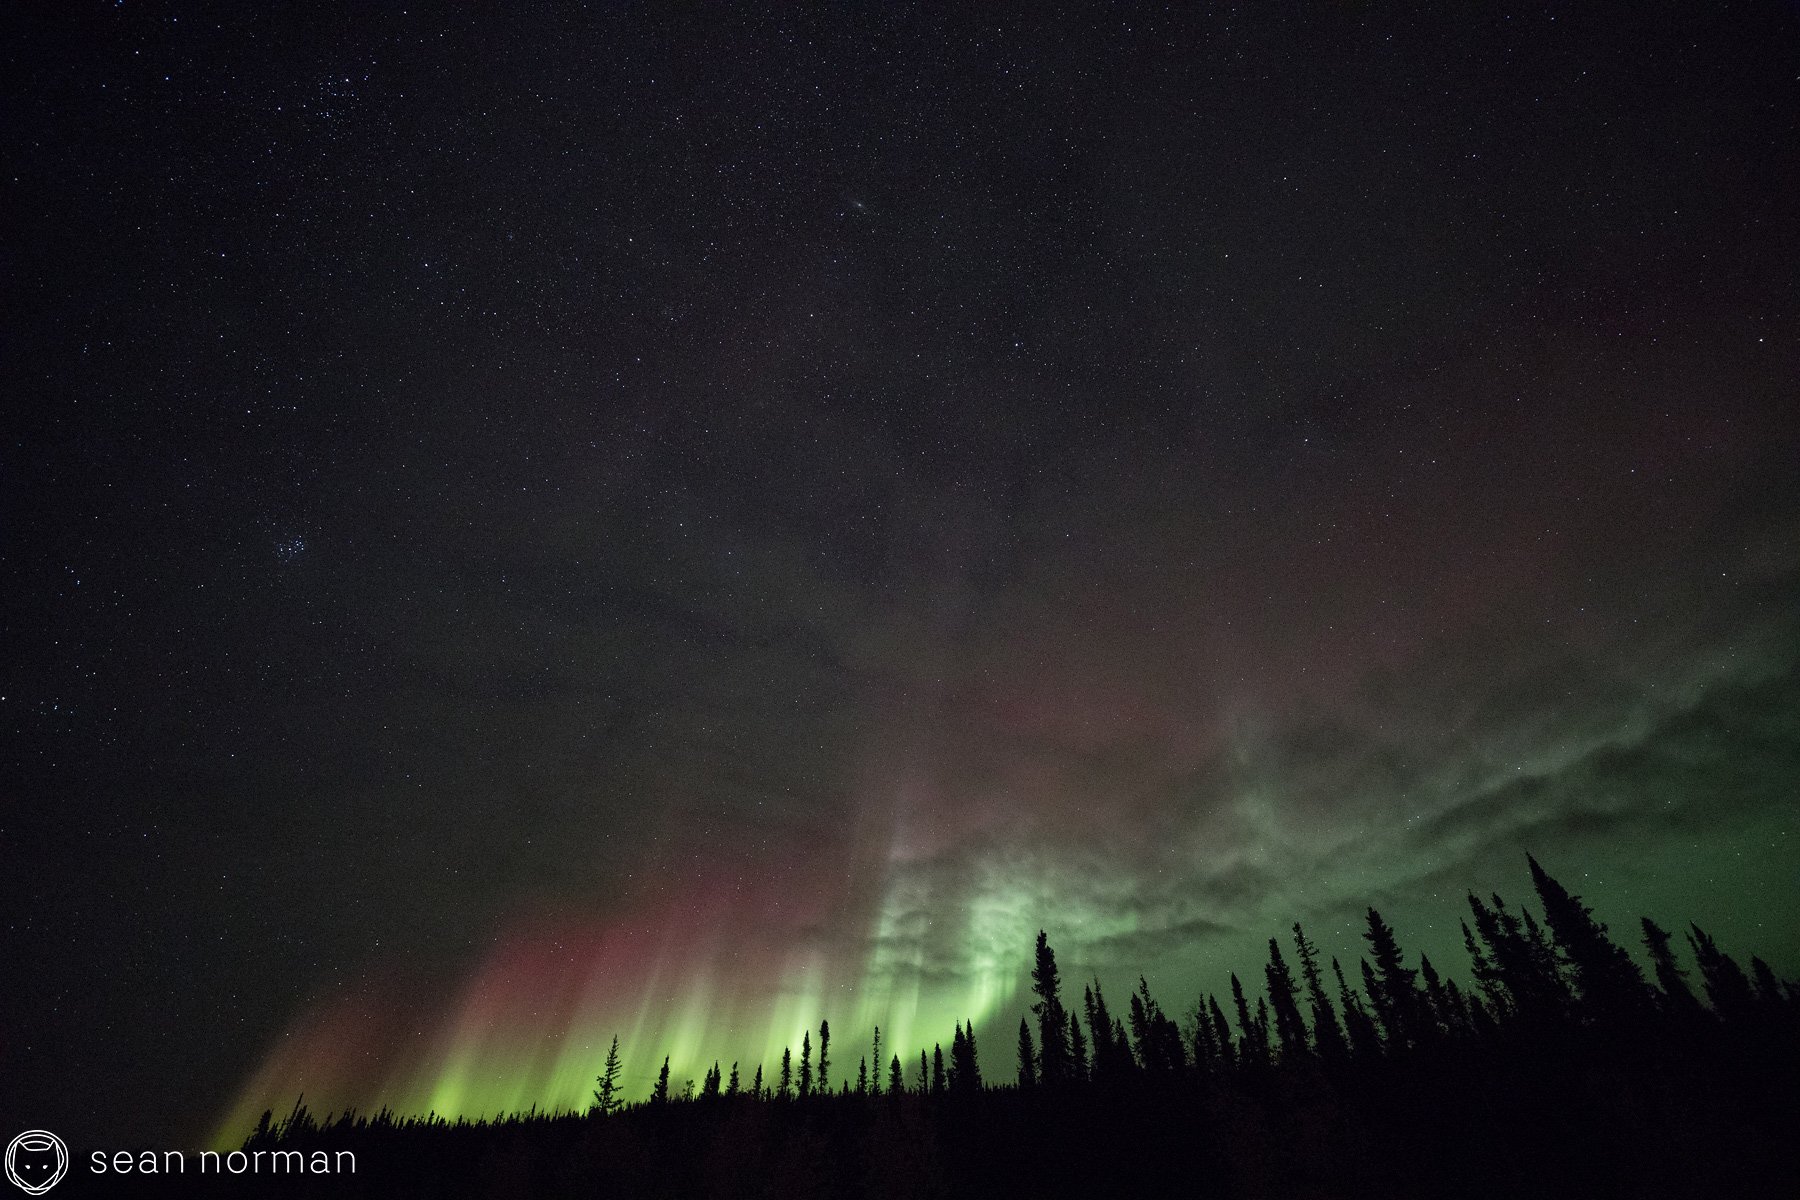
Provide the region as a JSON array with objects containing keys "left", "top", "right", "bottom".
[{"left": 6, "top": 1, "right": 1799, "bottom": 1148}]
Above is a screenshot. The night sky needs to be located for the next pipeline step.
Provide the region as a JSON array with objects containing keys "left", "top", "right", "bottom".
[{"left": 6, "top": 2, "right": 1799, "bottom": 1149}]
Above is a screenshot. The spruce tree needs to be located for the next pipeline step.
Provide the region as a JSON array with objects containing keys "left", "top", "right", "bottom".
[
  {"left": 779, "top": 1047, "right": 792, "bottom": 1099},
  {"left": 1363, "top": 907, "right": 1423, "bottom": 1048},
  {"left": 1688, "top": 925, "right": 1756, "bottom": 1020},
  {"left": 1017, "top": 1017, "right": 1037, "bottom": 1088},
  {"left": 1335, "top": 958, "right": 1382, "bottom": 1059},
  {"left": 1293, "top": 923, "right": 1346, "bottom": 1060},
  {"left": 1208, "top": 994, "right": 1235, "bottom": 1069},
  {"left": 1527, "top": 854, "right": 1650, "bottom": 1022},
  {"left": 1265, "top": 938, "right": 1310, "bottom": 1059},
  {"left": 890, "top": 1054, "right": 904, "bottom": 1096},
  {"left": 931, "top": 1044, "right": 946, "bottom": 1095},
  {"left": 799, "top": 1031, "right": 813, "bottom": 1097},
  {"left": 651, "top": 1056, "right": 671, "bottom": 1105},
  {"left": 752, "top": 1063, "right": 764, "bottom": 1100},
  {"left": 1192, "top": 995, "right": 1219, "bottom": 1075},
  {"left": 1068, "top": 1010, "right": 1088, "bottom": 1081},
  {"left": 857, "top": 1056, "right": 868, "bottom": 1095},
  {"left": 727, "top": 1062, "right": 740, "bottom": 1098},
  {"left": 1641, "top": 917, "right": 1702, "bottom": 1016},
  {"left": 818, "top": 1021, "right": 830, "bottom": 1093},
  {"left": 1419, "top": 954, "right": 1451, "bottom": 1038},
  {"left": 1751, "top": 957, "right": 1785, "bottom": 1007},
  {"left": 1031, "top": 931, "right": 1071, "bottom": 1084},
  {"left": 1230, "top": 973, "right": 1264, "bottom": 1069},
  {"left": 871, "top": 1026, "right": 883, "bottom": 1096},
  {"left": 1462, "top": 917, "right": 1509, "bottom": 1016},
  {"left": 592, "top": 1034, "right": 624, "bottom": 1115}
]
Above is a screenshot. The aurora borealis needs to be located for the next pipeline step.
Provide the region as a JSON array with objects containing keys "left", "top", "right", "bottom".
[{"left": 7, "top": 2, "right": 1800, "bottom": 1153}]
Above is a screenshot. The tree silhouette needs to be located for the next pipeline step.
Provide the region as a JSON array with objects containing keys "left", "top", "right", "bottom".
[
  {"left": 650, "top": 1056, "right": 671, "bottom": 1105},
  {"left": 1363, "top": 908, "right": 1421, "bottom": 1048},
  {"left": 1031, "top": 930, "right": 1071, "bottom": 1084},
  {"left": 1068, "top": 1009, "right": 1088, "bottom": 1081},
  {"left": 1527, "top": 854, "right": 1650, "bottom": 1023},
  {"left": 1334, "top": 958, "right": 1382, "bottom": 1059},
  {"left": 1641, "top": 917, "right": 1702, "bottom": 1017},
  {"left": 591, "top": 1034, "right": 624, "bottom": 1115},
  {"left": 1293, "top": 923, "right": 1346, "bottom": 1060},
  {"left": 1231, "top": 973, "right": 1266, "bottom": 1069},
  {"left": 871, "top": 1025, "right": 883, "bottom": 1096},
  {"left": 1265, "top": 938, "right": 1310, "bottom": 1059},
  {"left": 1208, "top": 993, "right": 1236, "bottom": 1070},
  {"left": 1751, "top": 957, "right": 1786, "bottom": 1007},
  {"left": 1688, "top": 924, "right": 1756, "bottom": 1021},
  {"left": 233, "top": 852, "right": 1800, "bottom": 1200}
]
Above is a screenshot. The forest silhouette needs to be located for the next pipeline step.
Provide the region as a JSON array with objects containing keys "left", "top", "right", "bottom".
[{"left": 165, "top": 856, "right": 1798, "bottom": 1196}]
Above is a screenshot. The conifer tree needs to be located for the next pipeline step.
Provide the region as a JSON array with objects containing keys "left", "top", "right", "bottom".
[
  {"left": 1419, "top": 954, "right": 1451, "bottom": 1038},
  {"left": 1688, "top": 924, "right": 1756, "bottom": 1020},
  {"left": 1462, "top": 917, "right": 1509, "bottom": 1015},
  {"left": 818, "top": 1021, "right": 831, "bottom": 1093},
  {"left": 871, "top": 1026, "right": 883, "bottom": 1096},
  {"left": 799, "top": 1030, "right": 813, "bottom": 1097},
  {"left": 1751, "top": 957, "right": 1785, "bottom": 1007},
  {"left": 1068, "top": 1010, "right": 1088, "bottom": 1081},
  {"left": 1086, "top": 982, "right": 1131, "bottom": 1081},
  {"left": 1442, "top": 977, "right": 1472, "bottom": 1033},
  {"left": 890, "top": 1055, "right": 904, "bottom": 1096},
  {"left": 727, "top": 1062, "right": 740, "bottom": 1098},
  {"left": 919, "top": 1049, "right": 929, "bottom": 1092},
  {"left": 1190, "top": 997, "right": 1217, "bottom": 1075},
  {"left": 1363, "top": 908, "right": 1421, "bottom": 1048},
  {"left": 779, "top": 1047, "right": 792, "bottom": 1099},
  {"left": 1527, "top": 854, "right": 1650, "bottom": 1022},
  {"left": 752, "top": 1063, "right": 764, "bottom": 1100},
  {"left": 931, "top": 1044, "right": 946, "bottom": 1095},
  {"left": 950, "top": 1023, "right": 982, "bottom": 1094},
  {"left": 1208, "top": 994, "right": 1235, "bottom": 1069},
  {"left": 1641, "top": 918, "right": 1702, "bottom": 1016},
  {"left": 857, "top": 1056, "right": 868, "bottom": 1095},
  {"left": 1017, "top": 1018, "right": 1037, "bottom": 1088},
  {"left": 651, "top": 1056, "right": 671, "bottom": 1105},
  {"left": 1230, "top": 973, "right": 1264, "bottom": 1069},
  {"left": 1335, "top": 958, "right": 1382, "bottom": 1059},
  {"left": 592, "top": 1034, "right": 625, "bottom": 1115},
  {"left": 1293, "top": 923, "right": 1346, "bottom": 1060},
  {"left": 1265, "top": 938, "right": 1310, "bottom": 1058},
  {"left": 1031, "top": 931, "right": 1071, "bottom": 1084},
  {"left": 701, "top": 1062, "right": 721, "bottom": 1099}
]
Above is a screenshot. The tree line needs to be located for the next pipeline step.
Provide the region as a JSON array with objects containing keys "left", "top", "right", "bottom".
[{"left": 229, "top": 854, "right": 1798, "bottom": 1199}]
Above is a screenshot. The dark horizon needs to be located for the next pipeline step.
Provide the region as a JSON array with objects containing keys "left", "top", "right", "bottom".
[{"left": 6, "top": 0, "right": 1799, "bottom": 1158}]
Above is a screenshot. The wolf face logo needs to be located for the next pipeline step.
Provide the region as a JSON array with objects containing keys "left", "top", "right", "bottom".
[{"left": 5, "top": 1132, "right": 68, "bottom": 1195}]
